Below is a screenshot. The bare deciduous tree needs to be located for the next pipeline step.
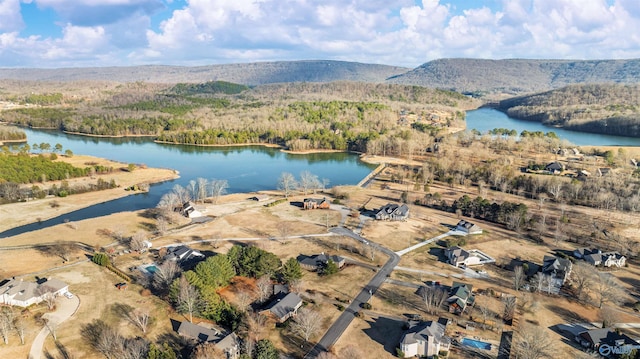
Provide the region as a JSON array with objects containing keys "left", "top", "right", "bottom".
[
  {"left": 277, "top": 172, "right": 297, "bottom": 198},
  {"left": 503, "top": 296, "right": 517, "bottom": 324},
  {"left": 152, "top": 260, "right": 182, "bottom": 291},
  {"left": 512, "top": 323, "right": 556, "bottom": 359},
  {"left": 191, "top": 342, "right": 225, "bottom": 359},
  {"left": 131, "top": 308, "right": 151, "bottom": 333},
  {"left": 256, "top": 275, "right": 272, "bottom": 303},
  {"left": 290, "top": 308, "right": 322, "bottom": 343},
  {"left": 594, "top": 272, "right": 624, "bottom": 308},
  {"left": 36, "top": 285, "right": 57, "bottom": 310},
  {"left": 176, "top": 276, "right": 201, "bottom": 323},
  {"left": 0, "top": 307, "right": 14, "bottom": 344},
  {"left": 299, "top": 170, "right": 320, "bottom": 195},
  {"left": 340, "top": 344, "right": 364, "bottom": 359},
  {"left": 14, "top": 314, "right": 26, "bottom": 345},
  {"left": 571, "top": 261, "right": 596, "bottom": 302},
  {"left": 195, "top": 177, "right": 209, "bottom": 203},
  {"left": 129, "top": 231, "right": 148, "bottom": 252},
  {"left": 155, "top": 216, "right": 168, "bottom": 235},
  {"left": 209, "top": 179, "right": 229, "bottom": 204},
  {"left": 49, "top": 240, "right": 75, "bottom": 262},
  {"left": 276, "top": 221, "right": 292, "bottom": 241},
  {"left": 420, "top": 286, "right": 448, "bottom": 314}
]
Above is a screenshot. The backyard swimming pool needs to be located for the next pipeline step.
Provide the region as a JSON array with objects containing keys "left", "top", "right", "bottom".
[{"left": 461, "top": 338, "right": 492, "bottom": 350}]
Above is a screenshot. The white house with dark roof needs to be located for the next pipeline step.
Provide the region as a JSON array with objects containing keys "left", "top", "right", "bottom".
[
  {"left": 455, "top": 220, "right": 482, "bottom": 235},
  {"left": 164, "top": 245, "right": 205, "bottom": 263},
  {"left": 400, "top": 318, "right": 451, "bottom": 357},
  {"left": 0, "top": 277, "right": 68, "bottom": 307},
  {"left": 445, "top": 246, "right": 478, "bottom": 267},
  {"left": 542, "top": 255, "right": 572, "bottom": 288},
  {"left": 585, "top": 252, "right": 626, "bottom": 268}
]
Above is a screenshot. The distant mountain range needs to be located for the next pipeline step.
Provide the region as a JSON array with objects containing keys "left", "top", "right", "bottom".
[{"left": 2, "top": 58, "right": 640, "bottom": 95}]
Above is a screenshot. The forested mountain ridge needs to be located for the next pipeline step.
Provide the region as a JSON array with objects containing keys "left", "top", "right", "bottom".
[
  {"left": 0, "top": 60, "right": 409, "bottom": 85},
  {"left": 387, "top": 58, "right": 640, "bottom": 95},
  {"left": 497, "top": 83, "right": 640, "bottom": 137}
]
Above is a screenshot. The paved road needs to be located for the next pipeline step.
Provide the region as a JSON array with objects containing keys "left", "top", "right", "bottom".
[
  {"left": 395, "top": 230, "right": 461, "bottom": 256},
  {"left": 29, "top": 294, "right": 80, "bottom": 359},
  {"left": 304, "top": 227, "right": 400, "bottom": 358}
]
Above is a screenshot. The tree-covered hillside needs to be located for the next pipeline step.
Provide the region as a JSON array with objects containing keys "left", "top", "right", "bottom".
[
  {"left": 0, "top": 81, "right": 480, "bottom": 153},
  {"left": 387, "top": 58, "right": 640, "bottom": 95},
  {"left": 497, "top": 84, "right": 640, "bottom": 137}
]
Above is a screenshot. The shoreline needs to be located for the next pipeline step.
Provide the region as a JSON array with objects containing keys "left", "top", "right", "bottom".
[{"left": 0, "top": 155, "right": 179, "bottom": 234}]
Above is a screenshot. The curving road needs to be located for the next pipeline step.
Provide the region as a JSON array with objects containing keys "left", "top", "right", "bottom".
[
  {"left": 304, "top": 227, "right": 400, "bottom": 358},
  {"left": 29, "top": 294, "right": 80, "bottom": 359}
]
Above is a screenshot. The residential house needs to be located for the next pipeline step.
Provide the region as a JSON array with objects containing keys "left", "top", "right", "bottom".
[
  {"left": 585, "top": 252, "right": 626, "bottom": 268},
  {"left": 542, "top": 255, "right": 572, "bottom": 286},
  {"left": 0, "top": 277, "right": 69, "bottom": 307},
  {"left": 545, "top": 161, "right": 565, "bottom": 174},
  {"left": 180, "top": 201, "right": 203, "bottom": 218},
  {"left": 297, "top": 253, "right": 345, "bottom": 271},
  {"left": 303, "top": 198, "right": 330, "bottom": 210},
  {"left": 575, "top": 328, "right": 639, "bottom": 354},
  {"left": 375, "top": 203, "right": 409, "bottom": 221},
  {"left": 262, "top": 292, "right": 303, "bottom": 323},
  {"left": 164, "top": 245, "right": 205, "bottom": 268},
  {"left": 445, "top": 246, "right": 479, "bottom": 268},
  {"left": 573, "top": 247, "right": 601, "bottom": 259},
  {"left": 176, "top": 321, "right": 240, "bottom": 359},
  {"left": 447, "top": 282, "right": 474, "bottom": 315},
  {"left": 455, "top": 220, "right": 482, "bottom": 235},
  {"left": 400, "top": 318, "right": 451, "bottom": 358}
]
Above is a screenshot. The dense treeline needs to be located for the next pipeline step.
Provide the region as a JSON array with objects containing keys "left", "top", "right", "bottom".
[
  {"left": 0, "top": 81, "right": 477, "bottom": 151},
  {"left": 0, "top": 127, "right": 26, "bottom": 141},
  {"left": 498, "top": 84, "right": 640, "bottom": 137},
  {"left": 0, "top": 152, "right": 90, "bottom": 183},
  {"left": 169, "top": 80, "right": 250, "bottom": 95}
]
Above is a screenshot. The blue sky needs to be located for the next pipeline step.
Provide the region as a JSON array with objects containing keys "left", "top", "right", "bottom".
[{"left": 0, "top": 0, "right": 639, "bottom": 68}]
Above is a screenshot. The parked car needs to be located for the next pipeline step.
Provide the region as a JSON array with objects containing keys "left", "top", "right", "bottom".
[{"left": 64, "top": 292, "right": 74, "bottom": 299}]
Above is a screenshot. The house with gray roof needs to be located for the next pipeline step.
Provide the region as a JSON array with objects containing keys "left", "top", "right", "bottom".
[
  {"left": 542, "top": 255, "right": 572, "bottom": 286},
  {"left": 455, "top": 220, "right": 482, "bottom": 234},
  {"left": 0, "top": 277, "right": 68, "bottom": 307},
  {"left": 545, "top": 161, "right": 565, "bottom": 174},
  {"left": 585, "top": 251, "right": 626, "bottom": 268},
  {"left": 573, "top": 247, "right": 601, "bottom": 259},
  {"left": 376, "top": 203, "right": 409, "bottom": 221},
  {"left": 400, "top": 318, "right": 451, "bottom": 357},
  {"left": 297, "top": 253, "right": 345, "bottom": 271},
  {"left": 164, "top": 245, "right": 205, "bottom": 267},
  {"left": 445, "top": 246, "right": 477, "bottom": 267},
  {"left": 575, "top": 328, "right": 639, "bottom": 355},
  {"left": 303, "top": 198, "right": 330, "bottom": 210},
  {"left": 261, "top": 292, "right": 303, "bottom": 323},
  {"left": 176, "top": 321, "right": 239, "bottom": 359}
]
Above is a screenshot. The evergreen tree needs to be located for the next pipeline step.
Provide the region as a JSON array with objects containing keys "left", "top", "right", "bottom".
[{"left": 279, "top": 257, "right": 303, "bottom": 284}]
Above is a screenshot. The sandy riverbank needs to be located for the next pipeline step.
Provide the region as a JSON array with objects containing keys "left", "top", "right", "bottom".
[{"left": 0, "top": 154, "right": 179, "bottom": 233}]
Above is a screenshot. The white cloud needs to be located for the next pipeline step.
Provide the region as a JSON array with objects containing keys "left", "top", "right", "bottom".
[
  {"left": 0, "top": 0, "right": 23, "bottom": 32},
  {"left": 3, "top": 0, "right": 640, "bottom": 67}
]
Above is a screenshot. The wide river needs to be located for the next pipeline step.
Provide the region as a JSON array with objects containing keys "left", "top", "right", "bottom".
[{"left": 2, "top": 107, "right": 638, "bottom": 237}]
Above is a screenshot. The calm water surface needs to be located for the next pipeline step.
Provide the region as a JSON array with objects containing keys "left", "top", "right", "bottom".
[
  {"left": 466, "top": 108, "right": 640, "bottom": 146},
  {"left": 0, "top": 128, "right": 376, "bottom": 237}
]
